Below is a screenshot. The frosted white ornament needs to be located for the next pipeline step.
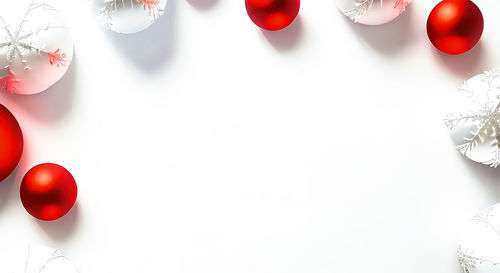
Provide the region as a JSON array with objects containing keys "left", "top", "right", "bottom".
[
  {"left": 445, "top": 69, "right": 500, "bottom": 168},
  {"left": 458, "top": 203, "right": 500, "bottom": 273},
  {"left": 93, "top": 0, "right": 167, "bottom": 34},
  {"left": 336, "top": 0, "right": 412, "bottom": 25},
  {"left": 0, "top": 244, "right": 78, "bottom": 273},
  {"left": 0, "top": 0, "right": 73, "bottom": 95}
]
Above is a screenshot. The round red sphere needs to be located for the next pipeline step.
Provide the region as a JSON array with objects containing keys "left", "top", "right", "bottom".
[
  {"left": 246, "top": 0, "right": 300, "bottom": 31},
  {"left": 427, "top": 0, "right": 484, "bottom": 55},
  {"left": 20, "top": 163, "right": 77, "bottom": 221},
  {"left": 0, "top": 104, "right": 23, "bottom": 182}
]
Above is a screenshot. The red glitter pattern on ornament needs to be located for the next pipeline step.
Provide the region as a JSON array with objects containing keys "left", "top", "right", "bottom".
[
  {"left": 138, "top": 0, "right": 160, "bottom": 15},
  {"left": 47, "top": 49, "right": 69, "bottom": 67},
  {"left": 394, "top": 0, "right": 409, "bottom": 13},
  {"left": 0, "top": 68, "right": 20, "bottom": 94}
]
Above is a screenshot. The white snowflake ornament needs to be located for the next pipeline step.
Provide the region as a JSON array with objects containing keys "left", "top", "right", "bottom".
[
  {"left": 92, "top": 0, "right": 167, "bottom": 34},
  {"left": 445, "top": 69, "right": 500, "bottom": 168},
  {"left": 335, "top": 0, "right": 412, "bottom": 25},
  {"left": 0, "top": 244, "right": 78, "bottom": 273},
  {"left": 458, "top": 203, "right": 500, "bottom": 273},
  {"left": 0, "top": 0, "right": 73, "bottom": 95}
]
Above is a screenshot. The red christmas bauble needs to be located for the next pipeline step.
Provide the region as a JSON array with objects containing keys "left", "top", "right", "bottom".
[
  {"left": 245, "top": 0, "right": 300, "bottom": 31},
  {"left": 20, "top": 163, "right": 77, "bottom": 221},
  {"left": 0, "top": 104, "right": 23, "bottom": 182},
  {"left": 427, "top": 0, "right": 484, "bottom": 55}
]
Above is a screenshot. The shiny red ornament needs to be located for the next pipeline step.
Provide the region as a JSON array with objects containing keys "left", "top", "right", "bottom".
[
  {"left": 20, "top": 163, "right": 77, "bottom": 221},
  {"left": 427, "top": 0, "right": 484, "bottom": 55},
  {"left": 0, "top": 104, "right": 23, "bottom": 182},
  {"left": 245, "top": 0, "right": 300, "bottom": 31}
]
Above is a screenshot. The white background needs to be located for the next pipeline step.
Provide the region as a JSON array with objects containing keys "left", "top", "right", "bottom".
[{"left": 0, "top": 0, "right": 500, "bottom": 272}]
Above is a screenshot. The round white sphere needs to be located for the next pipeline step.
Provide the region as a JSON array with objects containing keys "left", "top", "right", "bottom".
[
  {"left": 0, "top": 244, "right": 78, "bottom": 273},
  {"left": 0, "top": 0, "right": 73, "bottom": 95},
  {"left": 335, "top": 0, "right": 412, "bottom": 25},
  {"left": 444, "top": 69, "right": 500, "bottom": 168},
  {"left": 92, "top": 0, "right": 167, "bottom": 34},
  {"left": 458, "top": 203, "right": 500, "bottom": 273}
]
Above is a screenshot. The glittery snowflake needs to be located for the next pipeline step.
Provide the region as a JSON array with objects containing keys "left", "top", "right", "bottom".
[
  {"left": 0, "top": 0, "right": 69, "bottom": 94},
  {"left": 47, "top": 49, "right": 69, "bottom": 67}
]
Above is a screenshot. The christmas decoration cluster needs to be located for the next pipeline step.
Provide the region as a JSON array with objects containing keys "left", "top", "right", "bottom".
[
  {"left": 0, "top": 0, "right": 498, "bottom": 273},
  {"left": 0, "top": 104, "right": 77, "bottom": 222}
]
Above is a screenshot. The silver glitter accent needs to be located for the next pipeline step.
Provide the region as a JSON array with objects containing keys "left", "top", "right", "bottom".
[{"left": 0, "top": 0, "right": 62, "bottom": 69}]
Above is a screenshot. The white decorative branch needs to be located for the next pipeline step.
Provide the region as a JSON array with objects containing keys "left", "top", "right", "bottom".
[
  {"left": 458, "top": 246, "right": 498, "bottom": 273},
  {"left": 344, "top": 0, "right": 373, "bottom": 22}
]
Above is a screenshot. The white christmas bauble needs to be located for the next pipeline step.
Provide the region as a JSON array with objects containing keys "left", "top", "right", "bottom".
[
  {"left": 0, "top": 0, "right": 73, "bottom": 95},
  {"left": 92, "top": 0, "right": 167, "bottom": 34},
  {"left": 0, "top": 244, "right": 78, "bottom": 273},
  {"left": 336, "top": 0, "right": 412, "bottom": 25},
  {"left": 445, "top": 69, "right": 500, "bottom": 168},
  {"left": 458, "top": 203, "right": 500, "bottom": 273}
]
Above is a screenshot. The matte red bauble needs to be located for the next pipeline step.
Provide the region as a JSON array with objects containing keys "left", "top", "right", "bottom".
[
  {"left": 20, "top": 163, "right": 77, "bottom": 221},
  {"left": 427, "top": 0, "right": 484, "bottom": 55},
  {"left": 246, "top": 0, "right": 300, "bottom": 31},
  {"left": 0, "top": 104, "right": 23, "bottom": 182}
]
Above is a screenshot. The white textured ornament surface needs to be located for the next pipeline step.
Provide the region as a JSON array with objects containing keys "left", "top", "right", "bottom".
[
  {"left": 0, "top": 244, "right": 77, "bottom": 273},
  {"left": 92, "top": 0, "right": 167, "bottom": 34},
  {"left": 445, "top": 69, "right": 500, "bottom": 168},
  {"left": 458, "top": 203, "right": 500, "bottom": 273},
  {"left": 0, "top": 0, "right": 73, "bottom": 95},
  {"left": 335, "top": 0, "right": 411, "bottom": 25}
]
